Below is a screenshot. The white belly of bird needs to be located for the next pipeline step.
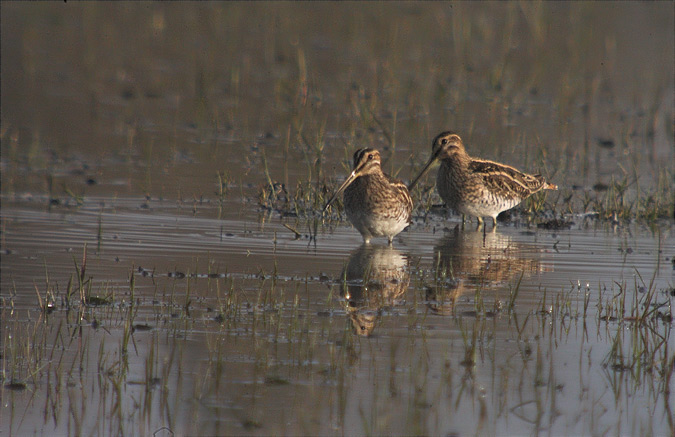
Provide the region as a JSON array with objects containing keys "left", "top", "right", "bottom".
[
  {"left": 347, "top": 211, "right": 408, "bottom": 240},
  {"left": 459, "top": 195, "right": 521, "bottom": 219}
]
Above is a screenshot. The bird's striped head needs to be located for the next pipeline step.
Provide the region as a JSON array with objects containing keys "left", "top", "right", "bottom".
[
  {"left": 431, "top": 131, "right": 465, "bottom": 160},
  {"left": 408, "top": 131, "right": 466, "bottom": 190},
  {"left": 323, "top": 148, "right": 383, "bottom": 212},
  {"left": 351, "top": 148, "right": 382, "bottom": 176}
]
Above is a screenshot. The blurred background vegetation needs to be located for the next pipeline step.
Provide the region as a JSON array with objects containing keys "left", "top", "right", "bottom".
[{"left": 2, "top": 2, "right": 673, "bottom": 220}]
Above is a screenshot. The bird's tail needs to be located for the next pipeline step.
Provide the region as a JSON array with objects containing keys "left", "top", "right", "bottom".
[{"left": 544, "top": 182, "right": 558, "bottom": 190}]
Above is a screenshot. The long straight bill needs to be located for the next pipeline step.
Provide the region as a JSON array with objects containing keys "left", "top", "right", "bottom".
[
  {"left": 407, "top": 157, "right": 436, "bottom": 191},
  {"left": 323, "top": 170, "right": 357, "bottom": 212}
]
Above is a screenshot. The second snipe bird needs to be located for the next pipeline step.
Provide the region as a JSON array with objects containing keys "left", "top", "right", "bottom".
[
  {"left": 324, "top": 148, "right": 413, "bottom": 245},
  {"left": 409, "top": 131, "right": 558, "bottom": 228}
]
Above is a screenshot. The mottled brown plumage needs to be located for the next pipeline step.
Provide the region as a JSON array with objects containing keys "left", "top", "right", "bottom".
[
  {"left": 409, "top": 131, "right": 557, "bottom": 227},
  {"left": 324, "top": 148, "right": 413, "bottom": 244}
]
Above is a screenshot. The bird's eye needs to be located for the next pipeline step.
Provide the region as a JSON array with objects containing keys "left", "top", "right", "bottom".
[
  {"left": 368, "top": 154, "right": 374, "bottom": 160},
  {"left": 441, "top": 139, "right": 448, "bottom": 145}
]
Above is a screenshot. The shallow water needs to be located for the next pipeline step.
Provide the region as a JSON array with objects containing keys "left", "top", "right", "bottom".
[
  {"left": 2, "top": 2, "right": 674, "bottom": 436},
  {"left": 2, "top": 199, "right": 673, "bottom": 435}
]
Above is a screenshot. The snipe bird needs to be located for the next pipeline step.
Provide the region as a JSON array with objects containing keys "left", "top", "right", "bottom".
[
  {"left": 324, "top": 148, "right": 413, "bottom": 245},
  {"left": 408, "top": 131, "right": 557, "bottom": 228}
]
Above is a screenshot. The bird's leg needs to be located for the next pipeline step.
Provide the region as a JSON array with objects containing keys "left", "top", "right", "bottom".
[
  {"left": 460, "top": 214, "right": 466, "bottom": 230},
  {"left": 476, "top": 216, "right": 484, "bottom": 231}
]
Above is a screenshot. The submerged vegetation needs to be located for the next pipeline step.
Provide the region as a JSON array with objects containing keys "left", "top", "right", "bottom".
[{"left": 2, "top": 239, "right": 673, "bottom": 434}]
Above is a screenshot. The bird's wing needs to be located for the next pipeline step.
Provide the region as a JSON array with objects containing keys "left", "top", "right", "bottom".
[{"left": 469, "top": 159, "right": 546, "bottom": 200}]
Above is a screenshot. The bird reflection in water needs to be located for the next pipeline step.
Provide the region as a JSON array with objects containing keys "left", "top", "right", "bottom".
[
  {"left": 341, "top": 244, "right": 410, "bottom": 336},
  {"left": 426, "top": 226, "right": 551, "bottom": 315}
]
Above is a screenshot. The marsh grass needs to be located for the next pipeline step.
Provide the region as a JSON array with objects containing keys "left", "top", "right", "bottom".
[
  {"left": 259, "top": 150, "right": 673, "bottom": 230},
  {"left": 2, "top": 238, "right": 672, "bottom": 435}
]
